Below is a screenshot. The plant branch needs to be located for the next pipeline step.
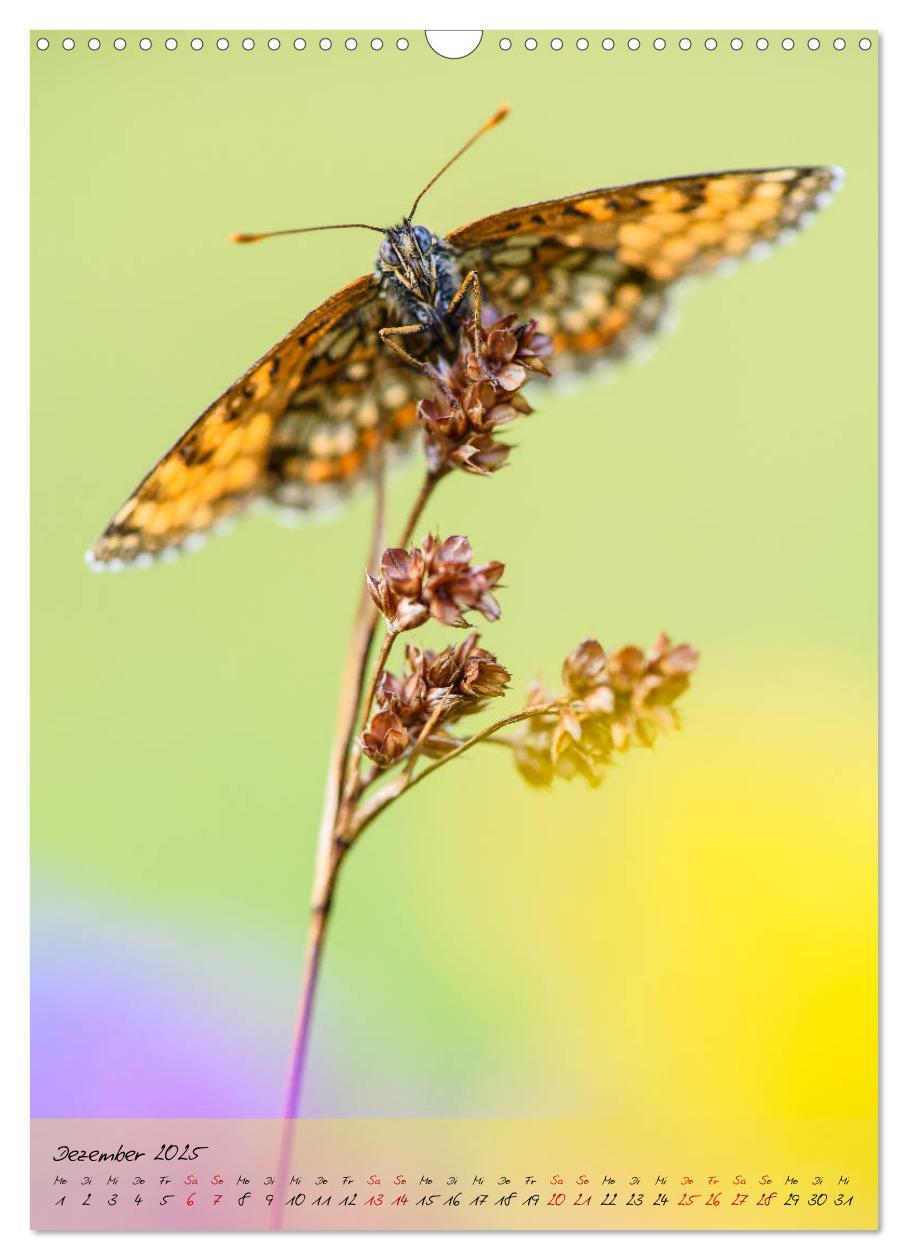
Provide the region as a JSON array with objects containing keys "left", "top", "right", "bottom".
[{"left": 347, "top": 701, "right": 562, "bottom": 840}]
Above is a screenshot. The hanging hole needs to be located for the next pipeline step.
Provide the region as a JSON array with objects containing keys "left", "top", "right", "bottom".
[
  {"left": 653, "top": 37, "right": 666, "bottom": 51},
  {"left": 216, "top": 38, "right": 229, "bottom": 50},
  {"left": 576, "top": 38, "right": 589, "bottom": 51},
  {"left": 371, "top": 38, "right": 383, "bottom": 50},
  {"left": 165, "top": 37, "right": 178, "bottom": 51},
  {"left": 191, "top": 38, "right": 203, "bottom": 50},
  {"left": 88, "top": 37, "right": 101, "bottom": 51},
  {"left": 834, "top": 38, "right": 846, "bottom": 51},
  {"left": 345, "top": 38, "right": 357, "bottom": 50},
  {"left": 425, "top": 31, "right": 481, "bottom": 58},
  {"left": 679, "top": 37, "right": 691, "bottom": 50},
  {"left": 627, "top": 37, "right": 640, "bottom": 50},
  {"left": 730, "top": 37, "right": 743, "bottom": 50},
  {"left": 705, "top": 37, "right": 717, "bottom": 50},
  {"left": 859, "top": 37, "right": 872, "bottom": 50},
  {"left": 602, "top": 38, "right": 615, "bottom": 50},
  {"left": 62, "top": 37, "right": 75, "bottom": 50},
  {"left": 756, "top": 37, "right": 768, "bottom": 50},
  {"left": 397, "top": 37, "right": 409, "bottom": 51},
  {"left": 294, "top": 38, "right": 306, "bottom": 51}
]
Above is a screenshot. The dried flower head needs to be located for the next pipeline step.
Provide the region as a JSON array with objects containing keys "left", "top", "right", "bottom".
[
  {"left": 367, "top": 534, "right": 504, "bottom": 631},
  {"left": 513, "top": 634, "right": 699, "bottom": 788},
  {"left": 360, "top": 709, "right": 410, "bottom": 768},
  {"left": 360, "top": 633, "right": 511, "bottom": 767},
  {"left": 420, "top": 310, "right": 552, "bottom": 476}
]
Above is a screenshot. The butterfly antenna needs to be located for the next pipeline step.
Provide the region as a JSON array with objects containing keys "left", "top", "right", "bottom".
[
  {"left": 407, "top": 104, "right": 510, "bottom": 221},
  {"left": 230, "top": 222, "right": 386, "bottom": 244}
]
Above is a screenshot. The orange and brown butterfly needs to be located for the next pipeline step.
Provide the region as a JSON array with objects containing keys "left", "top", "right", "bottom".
[{"left": 87, "top": 106, "right": 842, "bottom": 570}]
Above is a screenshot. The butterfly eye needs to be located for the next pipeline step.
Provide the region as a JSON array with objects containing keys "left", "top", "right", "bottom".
[
  {"left": 379, "top": 239, "right": 398, "bottom": 266},
  {"left": 412, "top": 226, "right": 433, "bottom": 253}
]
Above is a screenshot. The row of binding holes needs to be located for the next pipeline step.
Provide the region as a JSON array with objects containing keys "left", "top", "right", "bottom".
[
  {"left": 37, "top": 34, "right": 875, "bottom": 52},
  {"left": 499, "top": 35, "right": 872, "bottom": 51},
  {"left": 35, "top": 36, "right": 410, "bottom": 51}
]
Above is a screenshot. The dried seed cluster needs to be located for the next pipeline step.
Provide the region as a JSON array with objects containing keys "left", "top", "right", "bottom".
[
  {"left": 368, "top": 533, "right": 504, "bottom": 631},
  {"left": 420, "top": 313, "right": 552, "bottom": 475},
  {"left": 362, "top": 633, "right": 510, "bottom": 767},
  {"left": 513, "top": 634, "right": 699, "bottom": 787}
]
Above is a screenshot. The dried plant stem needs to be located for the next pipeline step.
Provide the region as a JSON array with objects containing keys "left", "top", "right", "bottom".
[{"left": 282, "top": 463, "right": 445, "bottom": 1138}]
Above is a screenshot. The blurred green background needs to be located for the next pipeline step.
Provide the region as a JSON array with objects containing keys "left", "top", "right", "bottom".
[{"left": 32, "top": 32, "right": 876, "bottom": 1119}]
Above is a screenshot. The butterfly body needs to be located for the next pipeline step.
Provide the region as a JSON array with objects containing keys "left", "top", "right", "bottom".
[{"left": 88, "top": 154, "right": 842, "bottom": 570}]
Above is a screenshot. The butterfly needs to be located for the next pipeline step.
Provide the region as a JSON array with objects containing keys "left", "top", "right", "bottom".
[{"left": 87, "top": 107, "right": 841, "bottom": 570}]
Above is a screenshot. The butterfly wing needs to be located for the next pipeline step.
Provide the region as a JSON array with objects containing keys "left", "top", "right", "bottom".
[
  {"left": 89, "top": 274, "right": 429, "bottom": 568},
  {"left": 447, "top": 167, "right": 841, "bottom": 374}
]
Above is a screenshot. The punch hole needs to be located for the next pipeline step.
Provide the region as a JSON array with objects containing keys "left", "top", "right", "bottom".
[
  {"left": 371, "top": 38, "right": 383, "bottom": 50},
  {"left": 139, "top": 38, "right": 152, "bottom": 51},
  {"left": 602, "top": 38, "right": 614, "bottom": 50},
  {"left": 345, "top": 38, "right": 357, "bottom": 50},
  {"left": 808, "top": 38, "right": 820, "bottom": 50},
  {"left": 88, "top": 38, "right": 100, "bottom": 51},
  {"left": 320, "top": 38, "right": 332, "bottom": 50},
  {"left": 679, "top": 38, "right": 691, "bottom": 50},
  {"left": 525, "top": 37, "right": 537, "bottom": 50},
  {"left": 627, "top": 37, "right": 640, "bottom": 51},
  {"left": 165, "top": 38, "right": 178, "bottom": 51},
  {"left": 191, "top": 38, "right": 203, "bottom": 50},
  {"left": 756, "top": 38, "right": 768, "bottom": 50},
  {"left": 242, "top": 38, "right": 254, "bottom": 50},
  {"left": 653, "top": 38, "right": 666, "bottom": 51},
  {"left": 425, "top": 31, "right": 482, "bottom": 59},
  {"left": 36, "top": 37, "right": 49, "bottom": 50},
  {"left": 114, "top": 38, "right": 126, "bottom": 50},
  {"left": 705, "top": 37, "right": 717, "bottom": 50},
  {"left": 834, "top": 38, "right": 846, "bottom": 50},
  {"left": 576, "top": 38, "right": 589, "bottom": 50},
  {"left": 216, "top": 38, "right": 229, "bottom": 50},
  {"left": 397, "top": 37, "right": 409, "bottom": 50},
  {"left": 859, "top": 37, "right": 872, "bottom": 50},
  {"left": 294, "top": 38, "right": 306, "bottom": 50},
  {"left": 499, "top": 38, "right": 511, "bottom": 50},
  {"left": 782, "top": 38, "right": 794, "bottom": 50},
  {"left": 62, "top": 37, "right": 75, "bottom": 50},
  {"left": 268, "top": 38, "right": 280, "bottom": 50},
  {"left": 550, "top": 38, "right": 563, "bottom": 51},
  {"left": 730, "top": 37, "right": 743, "bottom": 50}
]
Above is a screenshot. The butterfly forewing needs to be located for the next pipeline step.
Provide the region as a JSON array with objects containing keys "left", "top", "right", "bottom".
[
  {"left": 89, "top": 275, "right": 428, "bottom": 567},
  {"left": 448, "top": 167, "right": 841, "bottom": 372}
]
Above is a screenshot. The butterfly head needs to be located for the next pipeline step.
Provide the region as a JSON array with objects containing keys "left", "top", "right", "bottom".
[{"left": 377, "top": 222, "right": 442, "bottom": 304}]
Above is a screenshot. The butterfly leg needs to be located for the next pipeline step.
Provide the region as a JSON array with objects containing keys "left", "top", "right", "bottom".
[
  {"left": 379, "top": 323, "right": 432, "bottom": 373},
  {"left": 378, "top": 322, "right": 451, "bottom": 396},
  {"left": 446, "top": 269, "right": 483, "bottom": 353}
]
